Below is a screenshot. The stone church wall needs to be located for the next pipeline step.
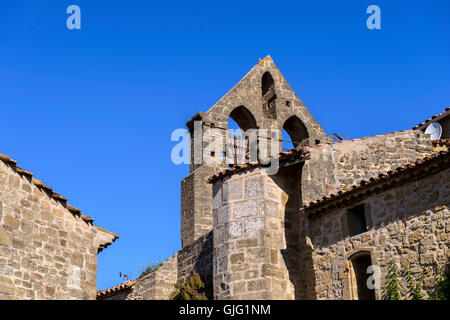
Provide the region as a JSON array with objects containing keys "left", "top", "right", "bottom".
[
  {"left": 332, "top": 130, "right": 433, "bottom": 186},
  {"left": 131, "top": 254, "right": 178, "bottom": 300},
  {"left": 0, "top": 158, "right": 114, "bottom": 300},
  {"left": 181, "top": 56, "right": 330, "bottom": 249},
  {"left": 177, "top": 231, "right": 213, "bottom": 287},
  {"left": 301, "top": 130, "right": 433, "bottom": 204},
  {"left": 212, "top": 167, "right": 308, "bottom": 300},
  {"left": 208, "top": 130, "right": 436, "bottom": 300}
]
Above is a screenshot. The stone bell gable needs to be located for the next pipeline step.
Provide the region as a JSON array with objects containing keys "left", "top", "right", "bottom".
[
  {"left": 181, "top": 56, "right": 332, "bottom": 248},
  {"left": 98, "top": 61, "right": 449, "bottom": 301},
  {"left": 187, "top": 55, "right": 330, "bottom": 153}
]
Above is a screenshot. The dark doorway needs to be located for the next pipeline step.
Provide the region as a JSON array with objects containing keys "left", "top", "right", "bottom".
[{"left": 351, "top": 254, "right": 376, "bottom": 300}]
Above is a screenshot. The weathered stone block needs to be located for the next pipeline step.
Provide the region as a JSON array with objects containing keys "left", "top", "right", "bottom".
[
  {"left": 229, "top": 221, "right": 242, "bottom": 239},
  {"left": 218, "top": 204, "right": 230, "bottom": 226},
  {"left": 0, "top": 275, "right": 15, "bottom": 295},
  {"left": 236, "top": 238, "right": 258, "bottom": 248},
  {"left": 223, "top": 180, "right": 242, "bottom": 202},
  {"left": 234, "top": 200, "right": 258, "bottom": 219},
  {"left": 264, "top": 200, "right": 278, "bottom": 217},
  {"left": 244, "top": 178, "right": 263, "bottom": 199},
  {"left": 0, "top": 229, "right": 10, "bottom": 246},
  {"left": 262, "top": 265, "right": 287, "bottom": 279},
  {"left": 248, "top": 279, "right": 267, "bottom": 291},
  {"left": 244, "top": 270, "right": 258, "bottom": 279},
  {"left": 233, "top": 282, "right": 246, "bottom": 295},
  {"left": 3, "top": 215, "right": 19, "bottom": 230},
  {"left": 244, "top": 217, "right": 264, "bottom": 238},
  {"left": 230, "top": 253, "right": 245, "bottom": 264}
]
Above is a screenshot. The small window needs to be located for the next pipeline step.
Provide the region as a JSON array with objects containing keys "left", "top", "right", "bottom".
[{"left": 347, "top": 204, "right": 367, "bottom": 237}]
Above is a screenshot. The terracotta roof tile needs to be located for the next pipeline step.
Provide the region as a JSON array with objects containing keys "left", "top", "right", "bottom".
[
  {"left": 302, "top": 150, "right": 450, "bottom": 215},
  {"left": 208, "top": 147, "right": 309, "bottom": 183},
  {"left": 208, "top": 129, "right": 422, "bottom": 184},
  {"left": 412, "top": 107, "right": 450, "bottom": 130},
  {"left": 0, "top": 151, "right": 117, "bottom": 248},
  {"left": 95, "top": 226, "right": 119, "bottom": 253},
  {"left": 433, "top": 139, "right": 450, "bottom": 148},
  {"left": 96, "top": 225, "right": 120, "bottom": 240},
  {"left": 97, "top": 280, "right": 136, "bottom": 299}
]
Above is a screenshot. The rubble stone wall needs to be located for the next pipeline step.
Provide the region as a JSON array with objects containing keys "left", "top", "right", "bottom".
[
  {"left": 0, "top": 160, "right": 101, "bottom": 300},
  {"left": 308, "top": 167, "right": 450, "bottom": 299},
  {"left": 301, "top": 130, "right": 434, "bottom": 204},
  {"left": 131, "top": 254, "right": 178, "bottom": 300}
]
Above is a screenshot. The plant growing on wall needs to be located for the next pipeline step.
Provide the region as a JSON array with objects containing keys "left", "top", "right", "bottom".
[
  {"left": 403, "top": 265, "right": 425, "bottom": 300},
  {"left": 382, "top": 260, "right": 450, "bottom": 300},
  {"left": 430, "top": 263, "right": 449, "bottom": 300},
  {"left": 170, "top": 270, "right": 208, "bottom": 300},
  {"left": 139, "top": 261, "right": 163, "bottom": 278},
  {"left": 383, "top": 260, "right": 401, "bottom": 300}
]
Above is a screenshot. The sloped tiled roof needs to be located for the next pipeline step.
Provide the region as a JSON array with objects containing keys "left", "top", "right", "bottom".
[
  {"left": 0, "top": 152, "right": 95, "bottom": 223},
  {"left": 97, "top": 280, "right": 136, "bottom": 299},
  {"left": 412, "top": 106, "right": 450, "bottom": 130},
  {"left": 208, "top": 128, "right": 435, "bottom": 184},
  {"left": 432, "top": 139, "right": 450, "bottom": 148},
  {"left": 208, "top": 147, "right": 310, "bottom": 183},
  {"left": 302, "top": 150, "right": 450, "bottom": 215},
  {"left": 0, "top": 152, "right": 118, "bottom": 251},
  {"left": 96, "top": 226, "right": 120, "bottom": 253}
]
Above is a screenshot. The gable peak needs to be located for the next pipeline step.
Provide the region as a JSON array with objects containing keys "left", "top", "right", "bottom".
[{"left": 258, "top": 55, "right": 274, "bottom": 66}]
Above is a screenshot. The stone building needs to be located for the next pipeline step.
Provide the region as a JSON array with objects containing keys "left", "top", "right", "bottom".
[
  {"left": 1, "top": 56, "right": 446, "bottom": 300},
  {"left": 306, "top": 148, "right": 449, "bottom": 299},
  {"left": 207, "top": 134, "right": 448, "bottom": 300},
  {"left": 98, "top": 56, "right": 449, "bottom": 300},
  {"left": 0, "top": 153, "right": 119, "bottom": 300}
]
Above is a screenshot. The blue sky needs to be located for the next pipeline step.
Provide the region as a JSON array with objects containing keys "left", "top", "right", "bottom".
[{"left": 0, "top": 1, "right": 449, "bottom": 290}]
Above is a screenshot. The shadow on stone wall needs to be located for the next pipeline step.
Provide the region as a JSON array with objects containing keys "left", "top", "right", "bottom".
[
  {"left": 177, "top": 231, "right": 214, "bottom": 299},
  {"left": 271, "top": 165, "right": 317, "bottom": 299}
]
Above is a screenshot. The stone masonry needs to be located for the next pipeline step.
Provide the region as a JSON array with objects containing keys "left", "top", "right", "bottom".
[
  {"left": 129, "top": 254, "right": 178, "bottom": 300},
  {"left": 307, "top": 157, "right": 449, "bottom": 299},
  {"left": 2, "top": 56, "right": 447, "bottom": 301},
  {"left": 181, "top": 56, "right": 331, "bottom": 248},
  {"left": 0, "top": 153, "right": 118, "bottom": 300},
  {"left": 207, "top": 129, "right": 444, "bottom": 299},
  {"left": 212, "top": 166, "right": 304, "bottom": 300},
  {"left": 98, "top": 58, "right": 449, "bottom": 300}
]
